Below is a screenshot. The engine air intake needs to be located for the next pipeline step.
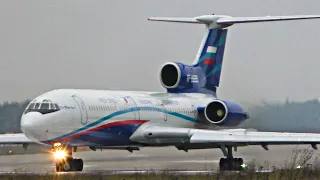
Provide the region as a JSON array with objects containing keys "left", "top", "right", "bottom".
[
  {"left": 205, "top": 101, "right": 226, "bottom": 123},
  {"left": 160, "top": 63, "right": 181, "bottom": 88}
]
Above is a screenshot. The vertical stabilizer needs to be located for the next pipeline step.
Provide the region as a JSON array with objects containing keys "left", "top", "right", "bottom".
[{"left": 194, "top": 27, "right": 228, "bottom": 92}]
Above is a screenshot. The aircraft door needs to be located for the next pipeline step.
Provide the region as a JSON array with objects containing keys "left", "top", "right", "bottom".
[
  {"left": 72, "top": 95, "right": 88, "bottom": 125},
  {"left": 125, "top": 96, "right": 140, "bottom": 120}
]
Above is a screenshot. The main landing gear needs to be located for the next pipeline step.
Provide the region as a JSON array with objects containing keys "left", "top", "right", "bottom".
[
  {"left": 53, "top": 145, "right": 83, "bottom": 172},
  {"left": 219, "top": 146, "right": 244, "bottom": 171}
]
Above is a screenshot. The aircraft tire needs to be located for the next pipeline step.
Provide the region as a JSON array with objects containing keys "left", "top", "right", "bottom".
[
  {"left": 73, "top": 158, "right": 83, "bottom": 171},
  {"left": 56, "top": 163, "right": 63, "bottom": 172},
  {"left": 219, "top": 158, "right": 244, "bottom": 171},
  {"left": 219, "top": 158, "right": 225, "bottom": 171},
  {"left": 77, "top": 159, "right": 84, "bottom": 171},
  {"left": 231, "top": 159, "right": 237, "bottom": 170},
  {"left": 239, "top": 158, "right": 244, "bottom": 171},
  {"left": 219, "top": 158, "right": 229, "bottom": 171}
]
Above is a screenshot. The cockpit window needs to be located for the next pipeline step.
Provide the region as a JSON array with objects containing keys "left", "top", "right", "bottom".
[
  {"left": 27, "top": 103, "right": 36, "bottom": 110},
  {"left": 40, "top": 103, "right": 49, "bottom": 109},
  {"left": 24, "top": 99, "right": 60, "bottom": 114},
  {"left": 54, "top": 103, "right": 60, "bottom": 110},
  {"left": 34, "top": 103, "right": 41, "bottom": 109}
]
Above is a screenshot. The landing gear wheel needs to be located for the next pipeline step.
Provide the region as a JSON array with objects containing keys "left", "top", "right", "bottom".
[
  {"left": 64, "top": 158, "right": 72, "bottom": 171},
  {"left": 219, "top": 158, "right": 227, "bottom": 171},
  {"left": 77, "top": 159, "right": 83, "bottom": 171},
  {"left": 56, "top": 163, "right": 63, "bottom": 172},
  {"left": 219, "top": 158, "right": 244, "bottom": 171},
  {"left": 73, "top": 158, "right": 84, "bottom": 171},
  {"left": 231, "top": 159, "right": 237, "bottom": 170},
  {"left": 53, "top": 146, "right": 84, "bottom": 172},
  {"left": 219, "top": 146, "right": 245, "bottom": 171}
]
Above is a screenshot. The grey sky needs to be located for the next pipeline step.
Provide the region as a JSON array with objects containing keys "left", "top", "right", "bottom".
[{"left": 0, "top": 0, "right": 319, "bottom": 103}]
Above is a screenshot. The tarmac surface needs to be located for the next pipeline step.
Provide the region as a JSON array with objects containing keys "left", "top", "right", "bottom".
[{"left": 0, "top": 145, "right": 317, "bottom": 173}]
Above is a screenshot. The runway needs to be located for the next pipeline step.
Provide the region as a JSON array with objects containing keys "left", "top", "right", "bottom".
[{"left": 0, "top": 145, "right": 316, "bottom": 173}]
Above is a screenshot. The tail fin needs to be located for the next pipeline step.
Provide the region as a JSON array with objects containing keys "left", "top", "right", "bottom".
[
  {"left": 194, "top": 28, "right": 228, "bottom": 92},
  {"left": 149, "top": 14, "right": 320, "bottom": 93}
]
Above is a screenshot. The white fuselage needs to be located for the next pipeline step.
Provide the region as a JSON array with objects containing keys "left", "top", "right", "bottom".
[{"left": 20, "top": 89, "right": 215, "bottom": 147}]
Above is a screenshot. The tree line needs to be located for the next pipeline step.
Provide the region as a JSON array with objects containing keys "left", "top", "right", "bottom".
[{"left": 0, "top": 100, "right": 30, "bottom": 133}]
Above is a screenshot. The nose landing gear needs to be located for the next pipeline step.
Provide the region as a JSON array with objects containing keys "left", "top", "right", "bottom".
[
  {"left": 219, "top": 146, "right": 244, "bottom": 171},
  {"left": 53, "top": 144, "right": 83, "bottom": 172},
  {"left": 56, "top": 157, "right": 83, "bottom": 172}
]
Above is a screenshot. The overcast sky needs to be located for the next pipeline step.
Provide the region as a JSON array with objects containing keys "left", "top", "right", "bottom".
[{"left": 0, "top": 0, "right": 319, "bottom": 103}]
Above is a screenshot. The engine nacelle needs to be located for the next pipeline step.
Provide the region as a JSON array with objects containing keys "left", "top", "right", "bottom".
[
  {"left": 204, "top": 100, "right": 248, "bottom": 126},
  {"left": 160, "top": 62, "right": 205, "bottom": 93}
]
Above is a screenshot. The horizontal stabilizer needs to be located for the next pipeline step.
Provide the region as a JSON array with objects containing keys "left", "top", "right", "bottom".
[
  {"left": 217, "top": 15, "right": 320, "bottom": 25},
  {"left": 148, "top": 15, "right": 320, "bottom": 27},
  {"left": 148, "top": 17, "right": 202, "bottom": 24}
]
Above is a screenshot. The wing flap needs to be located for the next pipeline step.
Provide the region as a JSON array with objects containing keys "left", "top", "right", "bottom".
[{"left": 190, "top": 131, "right": 320, "bottom": 144}]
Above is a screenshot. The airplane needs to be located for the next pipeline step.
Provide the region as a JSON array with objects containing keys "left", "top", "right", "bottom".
[{"left": 2, "top": 14, "right": 320, "bottom": 172}]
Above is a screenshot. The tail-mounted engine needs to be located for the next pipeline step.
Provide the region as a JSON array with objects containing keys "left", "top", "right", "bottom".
[
  {"left": 203, "top": 99, "right": 248, "bottom": 126},
  {"left": 160, "top": 62, "right": 205, "bottom": 93}
]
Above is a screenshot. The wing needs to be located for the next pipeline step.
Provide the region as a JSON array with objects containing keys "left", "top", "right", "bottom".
[
  {"left": 0, "top": 133, "right": 34, "bottom": 144},
  {"left": 130, "top": 124, "right": 320, "bottom": 148}
]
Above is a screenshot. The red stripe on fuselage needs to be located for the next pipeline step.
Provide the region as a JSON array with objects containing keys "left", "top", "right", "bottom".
[{"left": 57, "top": 120, "right": 148, "bottom": 142}]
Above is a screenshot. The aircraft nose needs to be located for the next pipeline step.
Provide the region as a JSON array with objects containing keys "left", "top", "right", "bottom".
[{"left": 21, "top": 112, "right": 47, "bottom": 142}]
